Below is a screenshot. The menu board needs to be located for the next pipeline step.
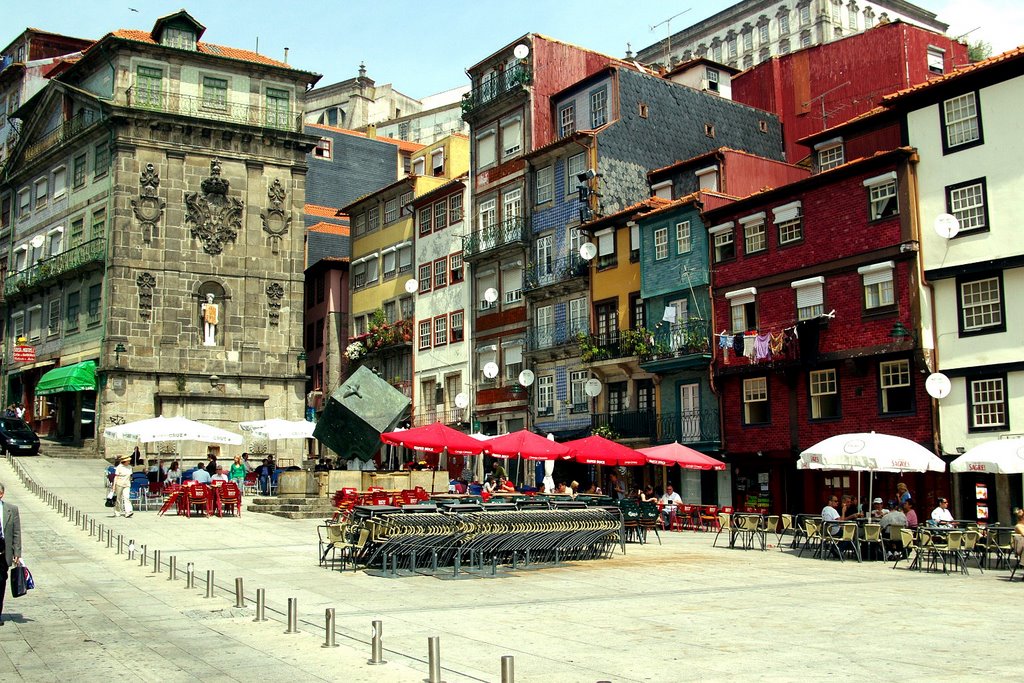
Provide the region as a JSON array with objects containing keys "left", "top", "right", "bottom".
[{"left": 975, "top": 482, "right": 989, "bottom": 521}]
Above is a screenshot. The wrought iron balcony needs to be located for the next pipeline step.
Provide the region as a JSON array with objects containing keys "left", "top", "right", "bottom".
[
  {"left": 411, "top": 407, "right": 468, "bottom": 427},
  {"left": 461, "top": 62, "right": 532, "bottom": 118},
  {"left": 526, "top": 319, "right": 590, "bottom": 353},
  {"left": 125, "top": 87, "right": 303, "bottom": 133},
  {"left": 653, "top": 409, "right": 721, "bottom": 446},
  {"left": 523, "top": 254, "right": 588, "bottom": 293},
  {"left": 4, "top": 238, "right": 105, "bottom": 298},
  {"left": 462, "top": 216, "right": 531, "bottom": 258},
  {"left": 589, "top": 408, "right": 720, "bottom": 445},
  {"left": 640, "top": 319, "right": 713, "bottom": 370},
  {"left": 22, "top": 110, "right": 103, "bottom": 164}
]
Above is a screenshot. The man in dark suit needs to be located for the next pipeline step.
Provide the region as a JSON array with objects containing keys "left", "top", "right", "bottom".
[{"left": 0, "top": 480, "right": 24, "bottom": 624}]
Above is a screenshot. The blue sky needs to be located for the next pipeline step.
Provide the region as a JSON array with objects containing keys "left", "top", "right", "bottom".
[{"left": 5, "top": 1, "right": 1019, "bottom": 99}]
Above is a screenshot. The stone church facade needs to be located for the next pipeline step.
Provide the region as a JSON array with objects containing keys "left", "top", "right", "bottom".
[{"left": 0, "top": 11, "right": 320, "bottom": 459}]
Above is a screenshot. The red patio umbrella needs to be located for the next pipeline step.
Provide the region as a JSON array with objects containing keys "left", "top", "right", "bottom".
[
  {"left": 562, "top": 435, "right": 647, "bottom": 466},
  {"left": 637, "top": 442, "right": 726, "bottom": 470},
  {"left": 485, "top": 429, "right": 573, "bottom": 461},
  {"left": 380, "top": 422, "right": 486, "bottom": 456}
]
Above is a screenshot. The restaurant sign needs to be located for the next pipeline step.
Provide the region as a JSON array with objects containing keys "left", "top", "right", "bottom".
[{"left": 13, "top": 345, "right": 36, "bottom": 363}]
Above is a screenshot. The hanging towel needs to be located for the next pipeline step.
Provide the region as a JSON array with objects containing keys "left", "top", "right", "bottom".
[
  {"left": 784, "top": 327, "right": 799, "bottom": 361},
  {"left": 719, "top": 333, "right": 731, "bottom": 350},
  {"left": 743, "top": 334, "right": 756, "bottom": 361},
  {"left": 755, "top": 333, "right": 771, "bottom": 361},
  {"left": 732, "top": 333, "right": 744, "bottom": 356},
  {"left": 769, "top": 332, "right": 785, "bottom": 356}
]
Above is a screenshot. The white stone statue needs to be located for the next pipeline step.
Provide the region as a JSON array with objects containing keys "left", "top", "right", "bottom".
[{"left": 201, "top": 293, "right": 219, "bottom": 346}]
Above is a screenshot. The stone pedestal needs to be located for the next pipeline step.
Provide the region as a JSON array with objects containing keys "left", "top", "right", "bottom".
[{"left": 278, "top": 470, "right": 316, "bottom": 497}]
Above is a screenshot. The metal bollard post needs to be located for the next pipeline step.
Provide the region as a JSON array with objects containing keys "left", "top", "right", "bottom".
[
  {"left": 501, "top": 655, "right": 515, "bottom": 683},
  {"left": 253, "top": 588, "right": 268, "bottom": 622},
  {"left": 205, "top": 570, "right": 215, "bottom": 598},
  {"left": 284, "top": 598, "right": 298, "bottom": 634},
  {"left": 127, "top": 540, "right": 136, "bottom": 561},
  {"left": 427, "top": 636, "right": 444, "bottom": 683},
  {"left": 140, "top": 545, "right": 148, "bottom": 567},
  {"left": 106, "top": 529, "right": 113, "bottom": 548},
  {"left": 152, "top": 550, "right": 161, "bottom": 574},
  {"left": 76, "top": 510, "right": 81, "bottom": 526},
  {"left": 91, "top": 519, "right": 97, "bottom": 537},
  {"left": 117, "top": 534, "right": 124, "bottom": 555},
  {"left": 186, "top": 563, "right": 195, "bottom": 589},
  {"left": 322, "top": 608, "right": 339, "bottom": 648},
  {"left": 368, "top": 620, "right": 386, "bottom": 665},
  {"left": 97, "top": 522, "right": 103, "bottom": 541},
  {"left": 234, "top": 578, "right": 244, "bottom": 608},
  {"left": 168, "top": 556, "right": 176, "bottom": 580}
]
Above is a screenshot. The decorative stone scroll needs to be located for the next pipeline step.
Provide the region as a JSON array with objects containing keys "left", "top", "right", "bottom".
[
  {"left": 130, "top": 163, "right": 166, "bottom": 242},
  {"left": 266, "top": 282, "right": 284, "bottom": 325},
  {"left": 184, "top": 158, "right": 243, "bottom": 255},
  {"left": 136, "top": 272, "right": 156, "bottom": 320},
  {"left": 260, "top": 178, "right": 292, "bottom": 254}
]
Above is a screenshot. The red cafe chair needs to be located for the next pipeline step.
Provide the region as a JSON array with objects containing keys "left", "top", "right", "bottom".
[
  {"left": 184, "top": 483, "right": 213, "bottom": 518},
  {"left": 219, "top": 482, "right": 243, "bottom": 517}
]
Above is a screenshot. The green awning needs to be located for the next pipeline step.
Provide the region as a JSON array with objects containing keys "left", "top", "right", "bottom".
[{"left": 35, "top": 360, "right": 97, "bottom": 396}]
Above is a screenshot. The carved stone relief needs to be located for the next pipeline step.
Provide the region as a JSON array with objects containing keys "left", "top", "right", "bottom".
[
  {"left": 130, "top": 163, "right": 166, "bottom": 242},
  {"left": 184, "top": 158, "right": 243, "bottom": 255},
  {"left": 266, "top": 282, "right": 284, "bottom": 326},
  {"left": 260, "top": 178, "right": 292, "bottom": 254},
  {"left": 136, "top": 272, "right": 156, "bottom": 320}
]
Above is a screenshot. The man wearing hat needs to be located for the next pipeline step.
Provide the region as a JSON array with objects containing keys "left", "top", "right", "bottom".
[
  {"left": 868, "top": 497, "right": 888, "bottom": 520},
  {"left": 112, "top": 455, "right": 134, "bottom": 518}
]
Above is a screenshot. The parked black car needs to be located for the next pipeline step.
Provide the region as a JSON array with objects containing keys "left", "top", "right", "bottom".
[{"left": 0, "top": 417, "right": 40, "bottom": 456}]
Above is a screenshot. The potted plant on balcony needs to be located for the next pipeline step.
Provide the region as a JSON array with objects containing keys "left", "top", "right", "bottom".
[
  {"left": 619, "top": 328, "right": 658, "bottom": 359},
  {"left": 591, "top": 424, "right": 618, "bottom": 440},
  {"left": 576, "top": 332, "right": 611, "bottom": 363}
]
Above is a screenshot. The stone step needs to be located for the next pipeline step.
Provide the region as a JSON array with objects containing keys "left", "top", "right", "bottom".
[{"left": 40, "top": 439, "right": 98, "bottom": 458}]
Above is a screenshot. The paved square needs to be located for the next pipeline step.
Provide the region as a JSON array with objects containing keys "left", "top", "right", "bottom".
[{"left": 1, "top": 456, "right": 1016, "bottom": 682}]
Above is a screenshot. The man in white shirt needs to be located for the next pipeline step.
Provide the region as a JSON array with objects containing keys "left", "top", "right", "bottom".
[
  {"left": 211, "top": 467, "right": 229, "bottom": 483},
  {"left": 931, "top": 498, "right": 956, "bottom": 526},
  {"left": 191, "top": 462, "right": 212, "bottom": 485},
  {"left": 660, "top": 485, "right": 682, "bottom": 527},
  {"left": 821, "top": 494, "right": 841, "bottom": 536}
]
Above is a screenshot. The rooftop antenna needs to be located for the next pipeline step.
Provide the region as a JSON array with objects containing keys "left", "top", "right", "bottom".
[
  {"left": 650, "top": 8, "right": 692, "bottom": 66},
  {"left": 803, "top": 81, "right": 850, "bottom": 130}
]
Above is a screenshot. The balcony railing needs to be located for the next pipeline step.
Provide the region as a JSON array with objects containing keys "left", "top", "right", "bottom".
[
  {"left": 22, "top": 110, "right": 103, "bottom": 164},
  {"left": 650, "top": 319, "right": 711, "bottom": 357},
  {"left": 461, "top": 62, "right": 532, "bottom": 118},
  {"left": 4, "top": 238, "right": 105, "bottom": 298},
  {"left": 125, "top": 87, "right": 303, "bottom": 133},
  {"left": 411, "top": 407, "right": 467, "bottom": 427},
  {"left": 526, "top": 319, "right": 590, "bottom": 352},
  {"left": 590, "top": 408, "right": 720, "bottom": 445},
  {"left": 463, "top": 216, "right": 531, "bottom": 258},
  {"left": 523, "top": 254, "right": 588, "bottom": 293}
]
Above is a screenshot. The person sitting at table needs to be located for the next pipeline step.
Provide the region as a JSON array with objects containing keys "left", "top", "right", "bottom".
[
  {"left": 255, "top": 458, "right": 273, "bottom": 494},
  {"left": 499, "top": 478, "right": 516, "bottom": 493},
  {"left": 535, "top": 483, "right": 546, "bottom": 494},
  {"left": 821, "top": 494, "right": 841, "bottom": 535},
  {"left": 569, "top": 480, "right": 580, "bottom": 496},
  {"left": 211, "top": 466, "right": 229, "bottom": 483},
  {"left": 930, "top": 497, "right": 956, "bottom": 527},
  {"left": 165, "top": 460, "right": 182, "bottom": 484},
  {"left": 869, "top": 497, "right": 888, "bottom": 520},
  {"left": 879, "top": 504, "right": 907, "bottom": 532},
  {"left": 482, "top": 477, "right": 497, "bottom": 494},
  {"left": 1013, "top": 508, "right": 1024, "bottom": 536},
  {"left": 639, "top": 485, "right": 658, "bottom": 502},
  {"left": 838, "top": 494, "right": 863, "bottom": 521},
  {"left": 191, "top": 462, "right": 212, "bottom": 485},
  {"left": 903, "top": 498, "right": 918, "bottom": 529},
  {"left": 660, "top": 485, "right": 682, "bottom": 527}
]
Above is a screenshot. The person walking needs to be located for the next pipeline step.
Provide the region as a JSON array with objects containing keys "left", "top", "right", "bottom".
[
  {"left": 228, "top": 455, "right": 247, "bottom": 494},
  {"left": 1, "top": 480, "right": 24, "bottom": 624},
  {"left": 113, "top": 454, "right": 134, "bottom": 518}
]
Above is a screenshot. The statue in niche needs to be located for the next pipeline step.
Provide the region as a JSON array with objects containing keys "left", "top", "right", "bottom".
[
  {"left": 201, "top": 293, "right": 219, "bottom": 346},
  {"left": 184, "top": 158, "right": 243, "bottom": 255}
]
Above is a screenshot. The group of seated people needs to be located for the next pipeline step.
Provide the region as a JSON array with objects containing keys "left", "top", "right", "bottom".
[{"left": 132, "top": 452, "right": 282, "bottom": 495}]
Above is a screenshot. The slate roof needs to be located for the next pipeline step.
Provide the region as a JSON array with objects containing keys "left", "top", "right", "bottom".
[
  {"left": 306, "top": 123, "right": 425, "bottom": 153},
  {"left": 307, "top": 229, "right": 349, "bottom": 266}
]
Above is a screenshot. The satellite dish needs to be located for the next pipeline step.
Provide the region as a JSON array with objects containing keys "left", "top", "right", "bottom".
[
  {"left": 483, "top": 362, "right": 499, "bottom": 379},
  {"left": 584, "top": 378, "right": 603, "bottom": 397},
  {"left": 934, "top": 213, "right": 960, "bottom": 239},
  {"left": 30, "top": 234, "right": 45, "bottom": 248},
  {"left": 484, "top": 287, "right": 499, "bottom": 303},
  {"left": 579, "top": 242, "right": 597, "bottom": 261},
  {"left": 454, "top": 392, "right": 469, "bottom": 409},
  {"left": 404, "top": 278, "right": 419, "bottom": 294},
  {"left": 518, "top": 369, "right": 535, "bottom": 387},
  {"left": 513, "top": 44, "right": 530, "bottom": 59},
  {"left": 925, "top": 372, "right": 952, "bottom": 399}
]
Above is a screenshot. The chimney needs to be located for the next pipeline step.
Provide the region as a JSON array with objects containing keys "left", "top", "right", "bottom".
[
  {"left": 366, "top": 124, "right": 377, "bottom": 139},
  {"left": 283, "top": 47, "right": 289, "bottom": 63}
]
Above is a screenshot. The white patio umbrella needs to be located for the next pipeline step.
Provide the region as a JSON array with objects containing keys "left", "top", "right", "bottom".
[
  {"left": 799, "top": 432, "right": 945, "bottom": 513},
  {"left": 543, "top": 433, "right": 557, "bottom": 491},
  {"left": 104, "top": 415, "right": 243, "bottom": 445},
  {"left": 239, "top": 418, "right": 315, "bottom": 440},
  {"left": 950, "top": 437, "right": 1024, "bottom": 474}
]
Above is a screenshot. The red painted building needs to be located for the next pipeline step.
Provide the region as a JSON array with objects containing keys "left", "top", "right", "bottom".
[
  {"left": 732, "top": 20, "right": 968, "bottom": 163},
  {"left": 703, "top": 148, "right": 942, "bottom": 514}
]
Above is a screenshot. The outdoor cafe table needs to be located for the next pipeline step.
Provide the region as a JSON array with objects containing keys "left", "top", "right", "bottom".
[{"left": 729, "top": 512, "right": 767, "bottom": 550}]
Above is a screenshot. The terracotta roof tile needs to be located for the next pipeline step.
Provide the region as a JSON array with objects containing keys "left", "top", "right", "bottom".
[
  {"left": 882, "top": 44, "right": 1024, "bottom": 104},
  {"left": 306, "top": 123, "right": 425, "bottom": 153},
  {"left": 304, "top": 203, "right": 342, "bottom": 218},
  {"left": 110, "top": 29, "right": 299, "bottom": 70},
  {"left": 307, "top": 221, "right": 350, "bottom": 235}
]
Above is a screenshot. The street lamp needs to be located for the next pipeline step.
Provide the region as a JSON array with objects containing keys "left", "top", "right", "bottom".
[{"left": 114, "top": 342, "right": 127, "bottom": 368}]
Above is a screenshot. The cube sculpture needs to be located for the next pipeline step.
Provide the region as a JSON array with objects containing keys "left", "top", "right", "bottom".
[{"left": 313, "top": 366, "right": 411, "bottom": 461}]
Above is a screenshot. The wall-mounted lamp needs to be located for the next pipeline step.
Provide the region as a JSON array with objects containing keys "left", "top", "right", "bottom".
[
  {"left": 209, "top": 374, "right": 221, "bottom": 387},
  {"left": 114, "top": 342, "right": 127, "bottom": 368},
  {"left": 889, "top": 321, "right": 911, "bottom": 340}
]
